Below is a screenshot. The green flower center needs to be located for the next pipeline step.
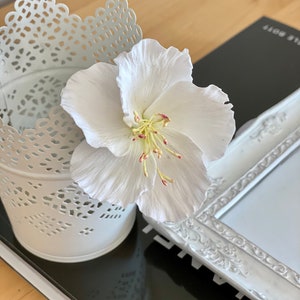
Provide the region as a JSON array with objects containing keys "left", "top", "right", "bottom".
[{"left": 131, "top": 111, "right": 182, "bottom": 185}]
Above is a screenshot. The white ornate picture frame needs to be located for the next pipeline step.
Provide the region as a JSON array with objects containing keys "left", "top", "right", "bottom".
[{"left": 145, "top": 88, "right": 300, "bottom": 300}]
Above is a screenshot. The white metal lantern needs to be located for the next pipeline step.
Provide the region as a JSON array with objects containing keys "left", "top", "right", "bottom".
[{"left": 0, "top": 0, "right": 142, "bottom": 262}]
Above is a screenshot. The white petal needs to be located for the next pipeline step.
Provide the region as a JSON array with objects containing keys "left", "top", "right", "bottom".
[
  {"left": 146, "top": 82, "right": 235, "bottom": 161},
  {"left": 70, "top": 140, "right": 156, "bottom": 206},
  {"left": 114, "top": 39, "right": 193, "bottom": 126},
  {"left": 136, "top": 130, "right": 210, "bottom": 222},
  {"left": 61, "top": 62, "right": 130, "bottom": 156}
]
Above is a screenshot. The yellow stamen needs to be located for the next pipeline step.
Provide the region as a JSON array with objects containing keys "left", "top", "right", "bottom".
[
  {"left": 143, "top": 160, "right": 148, "bottom": 177},
  {"left": 157, "top": 168, "right": 174, "bottom": 186},
  {"left": 131, "top": 111, "right": 182, "bottom": 185}
]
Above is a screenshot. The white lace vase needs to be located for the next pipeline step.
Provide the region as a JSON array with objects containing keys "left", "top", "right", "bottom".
[{"left": 0, "top": 0, "right": 142, "bottom": 262}]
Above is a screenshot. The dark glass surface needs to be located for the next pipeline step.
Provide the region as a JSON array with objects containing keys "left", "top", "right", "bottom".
[
  {"left": 1, "top": 16, "right": 300, "bottom": 300},
  {"left": 1, "top": 201, "right": 242, "bottom": 299}
]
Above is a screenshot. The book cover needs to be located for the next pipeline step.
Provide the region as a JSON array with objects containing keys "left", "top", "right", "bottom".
[
  {"left": 193, "top": 16, "right": 300, "bottom": 130},
  {"left": 1, "top": 16, "right": 300, "bottom": 300}
]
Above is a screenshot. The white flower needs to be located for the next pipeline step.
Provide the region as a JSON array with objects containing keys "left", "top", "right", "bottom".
[{"left": 61, "top": 39, "right": 235, "bottom": 222}]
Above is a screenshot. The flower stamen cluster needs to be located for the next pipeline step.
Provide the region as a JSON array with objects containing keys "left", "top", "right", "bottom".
[{"left": 131, "top": 111, "right": 182, "bottom": 185}]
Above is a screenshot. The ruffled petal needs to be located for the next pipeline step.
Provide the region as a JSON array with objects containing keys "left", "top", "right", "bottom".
[
  {"left": 61, "top": 62, "right": 131, "bottom": 157},
  {"left": 145, "top": 82, "right": 235, "bottom": 161},
  {"left": 114, "top": 39, "right": 193, "bottom": 126},
  {"left": 136, "top": 130, "right": 210, "bottom": 222},
  {"left": 70, "top": 140, "right": 156, "bottom": 207}
]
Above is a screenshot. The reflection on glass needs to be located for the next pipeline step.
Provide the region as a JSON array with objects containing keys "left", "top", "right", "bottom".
[{"left": 220, "top": 146, "right": 300, "bottom": 273}]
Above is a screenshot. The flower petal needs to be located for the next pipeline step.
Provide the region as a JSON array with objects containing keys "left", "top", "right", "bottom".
[
  {"left": 70, "top": 140, "right": 156, "bottom": 206},
  {"left": 61, "top": 62, "right": 130, "bottom": 156},
  {"left": 136, "top": 130, "right": 210, "bottom": 222},
  {"left": 145, "top": 82, "right": 235, "bottom": 161},
  {"left": 114, "top": 39, "right": 193, "bottom": 126}
]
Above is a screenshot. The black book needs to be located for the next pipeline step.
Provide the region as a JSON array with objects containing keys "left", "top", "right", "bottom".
[
  {"left": 1, "top": 16, "right": 300, "bottom": 300},
  {"left": 193, "top": 16, "right": 300, "bottom": 130}
]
